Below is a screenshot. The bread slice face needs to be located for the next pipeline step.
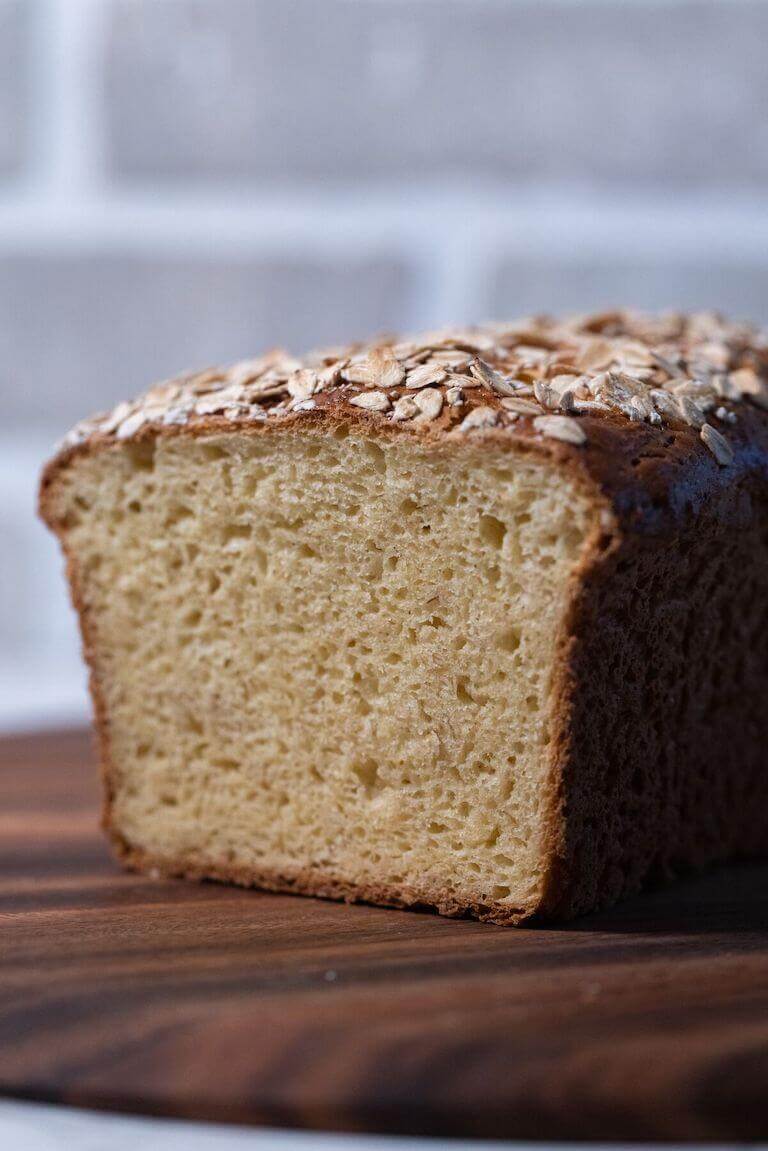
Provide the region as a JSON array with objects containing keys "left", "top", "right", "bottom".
[{"left": 41, "top": 424, "right": 600, "bottom": 923}]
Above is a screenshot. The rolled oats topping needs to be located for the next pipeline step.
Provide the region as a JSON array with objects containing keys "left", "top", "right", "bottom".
[
  {"left": 533, "top": 414, "right": 588, "bottom": 446},
  {"left": 459, "top": 406, "right": 499, "bottom": 433},
  {"left": 391, "top": 395, "right": 420, "bottom": 422},
  {"left": 701, "top": 422, "right": 735, "bottom": 466},
  {"left": 413, "top": 387, "right": 444, "bottom": 423},
  {"left": 404, "top": 363, "right": 448, "bottom": 390},
  {"left": 349, "top": 390, "right": 391, "bottom": 412},
  {"left": 58, "top": 310, "right": 768, "bottom": 467}
]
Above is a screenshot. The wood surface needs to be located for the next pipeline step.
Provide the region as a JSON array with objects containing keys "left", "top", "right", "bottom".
[{"left": 1, "top": 729, "right": 767, "bottom": 1142}]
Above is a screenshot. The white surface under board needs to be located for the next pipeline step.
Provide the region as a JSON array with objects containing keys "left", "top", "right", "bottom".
[{"left": 0, "top": 1100, "right": 760, "bottom": 1151}]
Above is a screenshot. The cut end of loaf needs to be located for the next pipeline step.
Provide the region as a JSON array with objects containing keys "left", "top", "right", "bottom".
[{"left": 42, "top": 424, "right": 600, "bottom": 923}]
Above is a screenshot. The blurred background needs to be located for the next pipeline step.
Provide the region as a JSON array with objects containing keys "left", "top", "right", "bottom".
[{"left": 3, "top": 0, "right": 768, "bottom": 730}]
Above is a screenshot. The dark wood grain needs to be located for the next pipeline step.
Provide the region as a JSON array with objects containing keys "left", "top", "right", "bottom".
[{"left": 1, "top": 730, "right": 767, "bottom": 1141}]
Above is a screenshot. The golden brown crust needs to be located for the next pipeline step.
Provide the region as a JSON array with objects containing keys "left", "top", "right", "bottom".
[
  {"left": 43, "top": 308, "right": 768, "bottom": 479},
  {"left": 538, "top": 416, "right": 768, "bottom": 919},
  {"left": 39, "top": 310, "right": 768, "bottom": 924},
  {"left": 112, "top": 838, "right": 533, "bottom": 926},
  {"left": 40, "top": 496, "right": 119, "bottom": 846}
]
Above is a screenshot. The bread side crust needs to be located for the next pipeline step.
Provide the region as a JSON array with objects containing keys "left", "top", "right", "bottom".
[{"left": 538, "top": 435, "right": 768, "bottom": 920}]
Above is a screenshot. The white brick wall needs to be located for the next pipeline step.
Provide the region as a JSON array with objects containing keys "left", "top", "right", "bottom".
[
  {"left": 3, "top": 0, "right": 768, "bottom": 728},
  {"left": 103, "top": 0, "right": 768, "bottom": 188},
  {"left": 0, "top": 0, "right": 30, "bottom": 175}
]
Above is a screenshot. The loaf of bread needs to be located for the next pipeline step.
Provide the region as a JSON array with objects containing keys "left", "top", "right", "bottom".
[{"left": 40, "top": 310, "right": 768, "bottom": 924}]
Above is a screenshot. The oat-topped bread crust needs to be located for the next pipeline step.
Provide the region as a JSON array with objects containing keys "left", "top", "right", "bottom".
[
  {"left": 40, "top": 311, "right": 768, "bottom": 925},
  {"left": 48, "top": 308, "right": 768, "bottom": 528},
  {"left": 55, "top": 309, "right": 768, "bottom": 456}
]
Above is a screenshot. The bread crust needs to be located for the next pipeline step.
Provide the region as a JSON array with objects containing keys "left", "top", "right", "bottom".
[
  {"left": 112, "top": 840, "right": 535, "bottom": 925},
  {"left": 39, "top": 313, "right": 768, "bottom": 924}
]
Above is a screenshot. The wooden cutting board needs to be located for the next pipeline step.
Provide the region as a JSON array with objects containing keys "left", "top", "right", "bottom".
[{"left": 2, "top": 729, "right": 767, "bottom": 1142}]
